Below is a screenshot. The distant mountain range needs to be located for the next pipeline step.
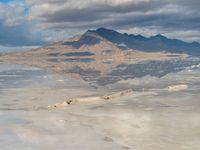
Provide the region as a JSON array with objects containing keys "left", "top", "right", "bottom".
[
  {"left": 1, "top": 28, "right": 200, "bottom": 85},
  {"left": 64, "top": 28, "right": 200, "bottom": 55}
]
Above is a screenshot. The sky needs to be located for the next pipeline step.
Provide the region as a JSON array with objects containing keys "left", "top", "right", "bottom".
[{"left": 0, "top": 0, "right": 200, "bottom": 47}]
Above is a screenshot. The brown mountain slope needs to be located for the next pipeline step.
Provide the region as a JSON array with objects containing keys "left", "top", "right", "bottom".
[{"left": 0, "top": 29, "right": 188, "bottom": 85}]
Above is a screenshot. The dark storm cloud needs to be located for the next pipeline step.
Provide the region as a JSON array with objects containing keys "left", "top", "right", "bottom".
[
  {"left": 1, "top": 0, "right": 200, "bottom": 46},
  {"left": 43, "top": 9, "right": 106, "bottom": 23},
  {"left": 26, "top": 0, "right": 200, "bottom": 42},
  {"left": 109, "top": 11, "right": 200, "bottom": 30},
  {"left": 31, "top": 0, "right": 169, "bottom": 24},
  {"left": 0, "top": 20, "right": 45, "bottom": 46},
  {"left": 0, "top": 3, "right": 46, "bottom": 46}
]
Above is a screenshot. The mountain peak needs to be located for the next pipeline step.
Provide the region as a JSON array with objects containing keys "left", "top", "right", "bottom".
[
  {"left": 96, "top": 27, "right": 115, "bottom": 33},
  {"left": 83, "top": 30, "right": 102, "bottom": 39},
  {"left": 63, "top": 29, "right": 105, "bottom": 48},
  {"left": 95, "top": 27, "right": 121, "bottom": 36},
  {"left": 134, "top": 34, "right": 146, "bottom": 40},
  {"left": 151, "top": 34, "right": 167, "bottom": 39},
  {"left": 63, "top": 28, "right": 200, "bottom": 55}
]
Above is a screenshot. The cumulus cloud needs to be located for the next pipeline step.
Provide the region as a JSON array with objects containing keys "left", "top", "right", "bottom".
[
  {"left": 24, "top": 0, "right": 200, "bottom": 42},
  {"left": 1, "top": 0, "right": 200, "bottom": 46},
  {"left": 0, "top": 3, "right": 46, "bottom": 46}
]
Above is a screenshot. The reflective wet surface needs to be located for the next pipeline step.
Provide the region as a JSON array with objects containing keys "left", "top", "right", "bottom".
[
  {"left": 64, "top": 57, "right": 200, "bottom": 85},
  {"left": 0, "top": 57, "right": 200, "bottom": 150}
]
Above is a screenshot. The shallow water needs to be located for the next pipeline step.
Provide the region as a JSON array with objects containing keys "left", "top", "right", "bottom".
[
  {"left": 0, "top": 64, "right": 47, "bottom": 91},
  {"left": 0, "top": 58, "right": 200, "bottom": 150},
  {"left": 96, "top": 57, "right": 200, "bottom": 85},
  {"left": 0, "top": 63, "right": 92, "bottom": 92},
  {"left": 48, "top": 58, "right": 95, "bottom": 63}
]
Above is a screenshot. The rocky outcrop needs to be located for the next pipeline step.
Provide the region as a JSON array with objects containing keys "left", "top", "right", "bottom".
[
  {"left": 167, "top": 84, "right": 188, "bottom": 92},
  {"left": 48, "top": 89, "right": 134, "bottom": 108}
]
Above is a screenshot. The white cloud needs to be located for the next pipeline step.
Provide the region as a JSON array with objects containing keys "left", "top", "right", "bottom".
[
  {"left": 0, "top": 3, "right": 46, "bottom": 46},
  {"left": 0, "top": 4, "right": 26, "bottom": 26},
  {"left": 1, "top": 0, "right": 200, "bottom": 46}
]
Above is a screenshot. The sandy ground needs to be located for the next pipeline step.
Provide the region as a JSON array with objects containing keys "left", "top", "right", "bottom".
[{"left": 0, "top": 64, "right": 200, "bottom": 150}]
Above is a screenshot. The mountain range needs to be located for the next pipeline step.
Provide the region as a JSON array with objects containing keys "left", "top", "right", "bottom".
[
  {"left": 1, "top": 28, "right": 200, "bottom": 85},
  {"left": 63, "top": 28, "right": 200, "bottom": 55}
]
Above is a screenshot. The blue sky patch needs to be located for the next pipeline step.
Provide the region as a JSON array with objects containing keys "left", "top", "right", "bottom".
[{"left": 0, "top": 0, "right": 24, "bottom": 4}]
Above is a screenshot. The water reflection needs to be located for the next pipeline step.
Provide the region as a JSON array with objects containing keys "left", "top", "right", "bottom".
[
  {"left": 65, "top": 57, "right": 200, "bottom": 85},
  {"left": 102, "top": 60, "right": 199, "bottom": 85},
  {"left": 48, "top": 52, "right": 95, "bottom": 57},
  {"left": 48, "top": 58, "right": 95, "bottom": 63},
  {"left": 0, "top": 64, "right": 47, "bottom": 90}
]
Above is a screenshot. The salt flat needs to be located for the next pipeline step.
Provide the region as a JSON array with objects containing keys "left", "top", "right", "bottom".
[{"left": 0, "top": 62, "right": 200, "bottom": 150}]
